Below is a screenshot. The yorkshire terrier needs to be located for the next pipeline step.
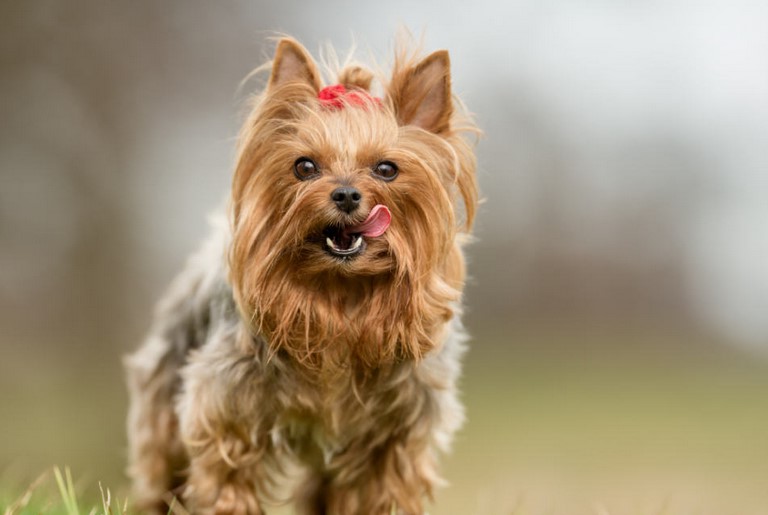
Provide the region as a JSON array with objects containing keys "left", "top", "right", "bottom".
[{"left": 125, "top": 36, "right": 478, "bottom": 515}]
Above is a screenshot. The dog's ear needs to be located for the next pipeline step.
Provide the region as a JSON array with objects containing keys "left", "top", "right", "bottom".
[
  {"left": 268, "top": 38, "right": 322, "bottom": 93},
  {"left": 389, "top": 50, "right": 452, "bottom": 134}
]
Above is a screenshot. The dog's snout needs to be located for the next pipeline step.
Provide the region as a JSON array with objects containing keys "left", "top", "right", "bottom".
[{"left": 331, "top": 186, "right": 362, "bottom": 213}]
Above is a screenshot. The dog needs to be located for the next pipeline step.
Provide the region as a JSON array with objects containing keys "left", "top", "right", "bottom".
[{"left": 125, "top": 36, "right": 478, "bottom": 515}]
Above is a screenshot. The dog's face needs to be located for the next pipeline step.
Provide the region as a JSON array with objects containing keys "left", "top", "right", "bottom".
[{"left": 229, "top": 39, "right": 477, "bottom": 365}]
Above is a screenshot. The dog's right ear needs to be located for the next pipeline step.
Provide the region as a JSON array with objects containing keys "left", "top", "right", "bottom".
[{"left": 267, "top": 38, "right": 322, "bottom": 93}]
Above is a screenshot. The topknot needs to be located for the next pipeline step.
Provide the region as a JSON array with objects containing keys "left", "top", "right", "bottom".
[{"left": 338, "top": 65, "right": 374, "bottom": 91}]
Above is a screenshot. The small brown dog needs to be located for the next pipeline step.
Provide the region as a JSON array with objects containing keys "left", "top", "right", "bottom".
[{"left": 125, "top": 36, "right": 478, "bottom": 515}]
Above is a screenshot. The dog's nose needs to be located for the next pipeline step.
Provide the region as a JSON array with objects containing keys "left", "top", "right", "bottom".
[{"left": 331, "top": 186, "right": 362, "bottom": 213}]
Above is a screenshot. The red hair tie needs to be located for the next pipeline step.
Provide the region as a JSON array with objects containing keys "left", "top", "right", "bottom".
[{"left": 318, "top": 84, "right": 382, "bottom": 110}]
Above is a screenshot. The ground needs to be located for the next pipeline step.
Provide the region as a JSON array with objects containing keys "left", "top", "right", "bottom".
[{"left": 2, "top": 325, "right": 768, "bottom": 514}]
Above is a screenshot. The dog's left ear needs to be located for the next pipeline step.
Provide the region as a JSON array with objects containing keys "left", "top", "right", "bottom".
[
  {"left": 268, "top": 38, "right": 322, "bottom": 93},
  {"left": 389, "top": 50, "right": 452, "bottom": 134}
]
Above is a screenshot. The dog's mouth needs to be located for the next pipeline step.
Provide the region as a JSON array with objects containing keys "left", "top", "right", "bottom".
[
  {"left": 323, "top": 226, "right": 365, "bottom": 258},
  {"left": 319, "top": 204, "right": 392, "bottom": 260}
]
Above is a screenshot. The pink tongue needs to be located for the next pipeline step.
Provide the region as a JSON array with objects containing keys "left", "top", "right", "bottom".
[{"left": 345, "top": 204, "right": 391, "bottom": 238}]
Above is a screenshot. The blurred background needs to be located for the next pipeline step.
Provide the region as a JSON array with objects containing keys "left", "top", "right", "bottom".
[{"left": 1, "top": 1, "right": 767, "bottom": 514}]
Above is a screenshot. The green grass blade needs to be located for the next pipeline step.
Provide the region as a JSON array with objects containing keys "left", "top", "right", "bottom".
[
  {"left": 98, "top": 481, "right": 110, "bottom": 515},
  {"left": 53, "top": 466, "right": 80, "bottom": 515}
]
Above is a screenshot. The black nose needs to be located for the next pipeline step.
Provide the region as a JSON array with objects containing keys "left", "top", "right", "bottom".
[{"left": 331, "top": 186, "right": 362, "bottom": 213}]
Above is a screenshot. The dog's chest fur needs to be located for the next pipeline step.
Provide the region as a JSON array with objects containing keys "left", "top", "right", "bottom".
[
  {"left": 258, "top": 346, "right": 413, "bottom": 461},
  {"left": 269, "top": 370, "right": 370, "bottom": 466}
]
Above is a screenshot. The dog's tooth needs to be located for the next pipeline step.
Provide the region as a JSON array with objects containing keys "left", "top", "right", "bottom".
[
  {"left": 326, "top": 237, "right": 337, "bottom": 250},
  {"left": 352, "top": 236, "right": 363, "bottom": 250}
]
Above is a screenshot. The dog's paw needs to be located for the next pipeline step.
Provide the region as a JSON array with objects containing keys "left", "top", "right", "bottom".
[{"left": 212, "top": 483, "right": 261, "bottom": 515}]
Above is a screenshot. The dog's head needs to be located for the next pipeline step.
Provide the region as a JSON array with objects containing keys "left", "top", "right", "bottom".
[{"left": 229, "top": 38, "right": 478, "bottom": 366}]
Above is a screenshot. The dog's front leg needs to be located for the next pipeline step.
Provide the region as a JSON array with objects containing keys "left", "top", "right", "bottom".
[
  {"left": 176, "top": 338, "right": 272, "bottom": 515},
  {"left": 183, "top": 434, "right": 265, "bottom": 515}
]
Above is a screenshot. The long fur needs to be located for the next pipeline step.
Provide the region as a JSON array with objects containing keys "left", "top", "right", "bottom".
[{"left": 126, "top": 36, "right": 478, "bottom": 515}]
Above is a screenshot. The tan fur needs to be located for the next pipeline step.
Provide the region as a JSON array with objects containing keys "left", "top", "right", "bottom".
[{"left": 126, "top": 36, "right": 478, "bottom": 515}]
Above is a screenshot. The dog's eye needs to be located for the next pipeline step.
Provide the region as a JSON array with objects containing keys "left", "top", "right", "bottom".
[
  {"left": 372, "top": 161, "right": 398, "bottom": 181},
  {"left": 294, "top": 158, "right": 319, "bottom": 180}
]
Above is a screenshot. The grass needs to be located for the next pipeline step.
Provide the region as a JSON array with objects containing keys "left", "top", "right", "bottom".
[
  {"left": 2, "top": 467, "right": 131, "bottom": 515},
  {"left": 3, "top": 466, "right": 195, "bottom": 515}
]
